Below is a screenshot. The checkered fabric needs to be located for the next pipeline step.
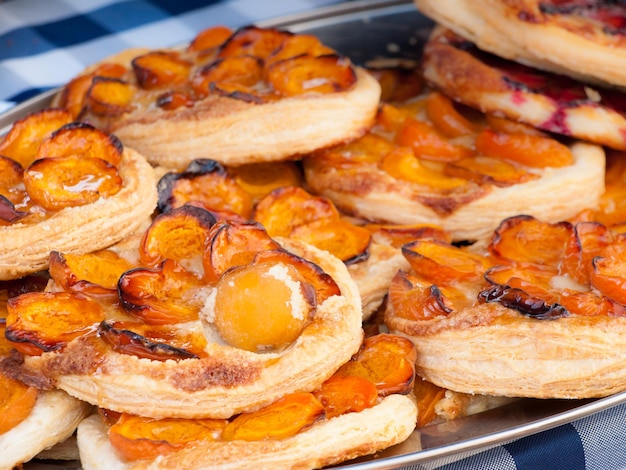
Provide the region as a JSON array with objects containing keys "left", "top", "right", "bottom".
[{"left": 0, "top": 1, "right": 625, "bottom": 469}]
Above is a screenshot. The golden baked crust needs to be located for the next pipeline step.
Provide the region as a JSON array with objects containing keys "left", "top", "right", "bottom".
[
  {"left": 0, "top": 389, "right": 91, "bottom": 469},
  {"left": 415, "top": 0, "right": 626, "bottom": 88},
  {"left": 423, "top": 26, "right": 626, "bottom": 150},
  {"left": 13, "top": 238, "right": 364, "bottom": 419},
  {"left": 391, "top": 303, "right": 626, "bottom": 398},
  {"left": 0, "top": 147, "right": 157, "bottom": 280},
  {"left": 53, "top": 27, "right": 381, "bottom": 170},
  {"left": 77, "top": 394, "right": 416, "bottom": 470}
]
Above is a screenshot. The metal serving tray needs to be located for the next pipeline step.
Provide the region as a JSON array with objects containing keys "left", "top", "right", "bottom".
[{"left": 5, "top": 1, "right": 626, "bottom": 468}]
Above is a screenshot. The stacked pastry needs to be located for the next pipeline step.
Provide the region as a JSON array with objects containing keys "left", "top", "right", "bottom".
[{"left": 2, "top": 4, "right": 626, "bottom": 468}]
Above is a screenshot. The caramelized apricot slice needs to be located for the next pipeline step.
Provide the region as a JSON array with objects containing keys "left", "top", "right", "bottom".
[
  {"left": 132, "top": 51, "right": 192, "bottom": 90},
  {"left": 334, "top": 333, "right": 416, "bottom": 396},
  {"left": 489, "top": 215, "right": 573, "bottom": 268},
  {"left": 6, "top": 292, "right": 105, "bottom": 355},
  {"left": 314, "top": 375, "right": 377, "bottom": 419},
  {"left": 217, "top": 26, "right": 291, "bottom": 59},
  {"left": 254, "top": 186, "right": 340, "bottom": 238},
  {"left": 380, "top": 147, "right": 468, "bottom": 189},
  {"left": 403, "top": 239, "right": 487, "bottom": 284},
  {"left": 0, "top": 372, "right": 38, "bottom": 435},
  {"left": 290, "top": 218, "right": 371, "bottom": 264},
  {"left": 396, "top": 117, "right": 472, "bottom": 162},
  {"left": 0, "top": 156, "right": 24, "bottom": 195},
  {"left": 109, "top": 413, "right": 227, "bottom": 462},
  {"left": 37, "top": 122, "right": 124, "bottom": 166},
  {"left": 267, "top": 54, "right": 356, "bottom": 96},
  {"left": 102, "top": 321, "right": 208, "bottom": 359},
  {"left": 188, "top": 25, "right": 233, "bottom": 52},
  {"left": 0, "top": 108, "right": 73, "bottom": 168},
  {"left": 58, "top": 63, "right": 128, "bottom": 118},
  {"left": 559, "top": 290, "right": 618, "bottom": 317},
  {"left": 192, "top": 56, "right": 263, "bottom": 95},
  {"left": 367, "top": 66, "right": 424, "bottom": 103},
  {"left": 589, "top": 255, "right": 626, "bottom": 305},
  {"left": 139, "top": 205, "right": 217, "bottom": 267},
  {"left": 49, "top": 250, "right": 134, "bottom": 297},
  {"left": 445, "top": 156, "right": 537, "bottom": 187},
  {"left": 85, "top": 77, "right": 135, "bottom": 116},
  {"left": 414, "top": 379, "right": 447, "bottom": 427},
  {"left": 251, "top": 249, "right": 341, "bottom": 305},
  {"left": 118, "top": 260, "right": 205, "bottom": 325},
  {"left": 484, "top": 264, "right": 559, "bottom": 305},
  {"left": 0, "top": 196, "right": 28, "bottom": 224},
  {"left": 364, "top": 223, "right": 451, "bottom": 248},
  {"left": 156, "top": 91, "right": 195, "bottom": 111},
  {"left": 230, "top": 161, "right": 302, "bottom": 202},
  {"left": 426, "top": 91, "right": 480, "bottom": 137},
  {"left": 267, "top": 34, "right": 334, "bottom": 64},
  {"left": 485, "top": 115, "right": 546, "bottom": 136},
  {"left": 475, "top": 129, "right": 573, "bottom": 168},
  {"left": 24, "top": 156, "right": 122, "bottom": 211},
  {"left": 222, "top": 392, "right": 324, "bottom": 441},
  {"left": 386, "top": 271, "right": 454, "bottom": 321},
  {"left": 212, "top": 260, "right": 313, "bottom": 352},
  {"left": 478, "top": 284, "right": 569, "bottom": 320},
  {"left": 157, "top": 159, "right": 252, "bottom": 218},
  {"left": 560, "top": 221, "right": 613, "bottom": 284},
  {"left": 202, "top": 220, "right": 282, "bottom": 283},
  {"left": 98, "top": 321, "right": 198, "bottom": 361}
]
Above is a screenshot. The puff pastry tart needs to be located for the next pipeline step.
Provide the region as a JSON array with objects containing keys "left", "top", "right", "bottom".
[
  {"left": 0, "top": 309, "right": 90, "bottom": 469},
  {"left": 415, "top": 0, "right": 626, "bottom": 89},
  {"left": 303, "top": 78, "right": 605, "bottom": 242},
  {"left": 422, "top": 26, "right": 626, "bottom": 151},
  {"left": 76, "top": 333, "right": 417, "bottom": 470},
  {"left": 0, "top": 108, "right": 157, "bottom": 280},
  {"left": 385, "top": 214, "right": 626, "bottom": 399},
  {"left": 52, "top": 25, "right": 381, "bottom": 170},
  {"left": 1, "top": 211, "right": 363, "bottom": 420}
]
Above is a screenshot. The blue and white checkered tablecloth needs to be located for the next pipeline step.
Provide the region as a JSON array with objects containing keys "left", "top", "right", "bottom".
[{"left": 1, "top": 1, "right": 625, "bottom": 469}]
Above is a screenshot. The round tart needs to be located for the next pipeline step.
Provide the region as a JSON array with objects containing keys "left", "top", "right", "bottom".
[
  {"left": 385, "top": 214, "right": 626, "bottom": 398},
  {"left": 76, "top": 334, "right": 418, "bottom": 470},
  {"left": 303, "top": 79, "right": 605, "bottom": 242},
  {"left": 415, "top": 0, "right": 626, "bottom": 88},
  {"left": 422, "top": 26, "right": 626, "bottom": 151},
  {"left": 3, "top": 214, "right": 363, "bottom": 419},
  {"left": 0, "top": 108, "right": 157, "bottom": 280},
  {"left": 53, "top": 25, "right": 381, "bottom": 170}
]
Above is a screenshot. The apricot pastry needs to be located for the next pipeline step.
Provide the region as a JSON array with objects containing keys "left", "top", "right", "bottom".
[
  {"left": 52, "top": 25, "right": 381, "bottom": 169},
  {"left": 385, "top": 215, "right": 626, "bottom": 398},
  {"left": 0, "top": 109, "right": 157, "bottom": 280},
  {"left": 303, "top": 69, "right": 605, "bottom": 242},
  {"left": 2, "top": 215, "right": 363, "bottom": 419},
  {"left": 76, "top": 334, "right": 417, "bottom": 470}
]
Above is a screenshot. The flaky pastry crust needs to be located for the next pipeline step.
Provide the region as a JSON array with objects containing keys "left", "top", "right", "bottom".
[
  {"left": 415, "top": 0, "right": 626, "bottom": 88},
  {"left": 0, "top": 389, "right": 91, "bottom": 470},
  {"left": 0, "top": 148, "right": 157, "bottom": 280},
  {"left": 77, "top": 394, "right": 417, "bottom": 470},
  {"left": 423, "top": 26, "right": 626, "bottom": 150},
  {"left": 15, "top": 239, "right": 364, "bottom": 419},
  {"left": 388, "top": 302, "right": 626, "bottom": 399},
  {"left": 305, "top": 142, "right": 605, "bottom": 242}
]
